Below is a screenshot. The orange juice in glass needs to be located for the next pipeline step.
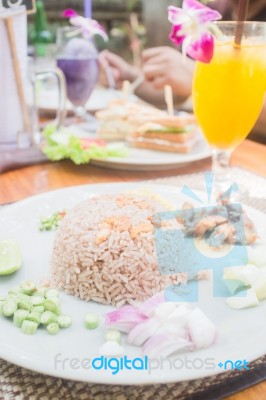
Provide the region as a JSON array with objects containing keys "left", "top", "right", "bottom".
[{"left": 193, "top": 22, "right": 266, "bottom": 192}]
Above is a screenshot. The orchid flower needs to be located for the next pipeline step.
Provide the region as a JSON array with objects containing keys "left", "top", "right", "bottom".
[
  {"left": 63, "top": 9, "right": 108, "bottom": 41},
  {"left": 168, "top": 0, "right": 221, "bottom": 63}
]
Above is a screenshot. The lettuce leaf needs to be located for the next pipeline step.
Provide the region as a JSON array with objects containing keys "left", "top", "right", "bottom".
[
  {"left": 42, "top": 124, "right": 128, "bottom": 165},
  {"left": 146, "top": 126, "right": 192, "bottom": 134}
]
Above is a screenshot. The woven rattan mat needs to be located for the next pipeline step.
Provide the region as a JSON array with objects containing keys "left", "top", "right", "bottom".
[{"left": 1, "top": 167, "right": 266, "bottom": 400}]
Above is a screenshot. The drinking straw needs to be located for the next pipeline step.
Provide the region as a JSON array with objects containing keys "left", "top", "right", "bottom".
[
  {"left": 4, "top": 16, "right": 32, "bottom": 139},
  {"left": 105, "top": 65, "right": 116, "bottom": 90},
  {"left": 84, "top": 0, "right": 92, "bottom": 18},
  {"left": 129, "top": 13, "right": 142, "bottom": 67},
  {"left": 234, "top": 0, "right": 250, "bottom": 46},
  {"left": 130, "top": 75, "right": 144, "bottom": 93},
  {"left": 122, "top": 80, "right": 131, "bottom": 98},
  {"left": 164, "top": 85, "right": 174, "bottom": 116}
]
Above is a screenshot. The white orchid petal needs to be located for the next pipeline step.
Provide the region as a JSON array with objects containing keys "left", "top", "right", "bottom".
[
  {"left": 182, "top": 36, "right": 193, "bottom": 59},
  {"left": 68, "top": 15, "right": 108, "bottom": 41},
  {"left": 168, "top": 6, "right": 186, "bottom": 24}
]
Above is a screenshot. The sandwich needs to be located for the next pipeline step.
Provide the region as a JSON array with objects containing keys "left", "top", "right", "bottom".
[
  {"left": 95, "top": 99, "right": 167, "bottom": 142},
  {"left": 128, "top": 114, "right": 198, "bottom": 153}
]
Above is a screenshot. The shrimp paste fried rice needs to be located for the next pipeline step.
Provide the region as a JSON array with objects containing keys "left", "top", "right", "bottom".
[{"left": 51, "top": 194, "right": 187, "bottom": 306}]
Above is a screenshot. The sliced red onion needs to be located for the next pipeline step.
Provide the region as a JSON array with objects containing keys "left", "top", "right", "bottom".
[
  {"left": 160, "top": 303, "right": 190, "bottom": 324},
  {"left": 156, "top": 323, "right": 187, "bottom": 339},
  {"left": 153, "top": 302, "right": 177, "bottom": 320},
  {"left": 104, "top": 292, "right": 217, "bottom": 356},
  {"left": 127, "top": 317, "right": 161, "bottom": 346},
  {"left": 137, "top": 292, "right": 165, "bottom": 317},
  {"left": 143, "top": 333, "right": 193, "bottom": 358},
  {"left": 160, "top": 305, "right": 192, "bottom": 337},
  {"left": 187, "top": 307, "right": 217, "bottom": 349},
  {"left": 105, "top": 305, "right": 147, "bottom": 333}
]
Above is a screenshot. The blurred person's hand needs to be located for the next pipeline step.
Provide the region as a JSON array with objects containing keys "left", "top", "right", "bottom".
[
  {"left": 142, "top": 46, "right": 194, "bottom": 100},
  {"left": 99, "top": 50, "right": 140, "bottom": 89}
]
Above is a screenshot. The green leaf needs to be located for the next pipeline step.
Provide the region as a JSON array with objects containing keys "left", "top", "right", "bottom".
[{"left": 42, "top": 126, "right": 128, "bottom": 165}]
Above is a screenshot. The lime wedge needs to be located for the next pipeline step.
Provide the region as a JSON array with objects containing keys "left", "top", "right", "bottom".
[{"left": 0, "top": 239, "right": 22, "bottom": 275}]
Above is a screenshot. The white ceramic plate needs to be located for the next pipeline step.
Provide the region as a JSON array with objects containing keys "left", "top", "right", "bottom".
[
  {"left": 67, "top": 126, "right": 211, "bottom": 171},
  {"left": 0, "top": 183, "right": 265, "bottom": 384},
  {"left": 39, "top": 87, "right": 211, "bottom": 171},
  {"left": 90, "top": 140, "right": 211, "bottom": 171},
  {"left": 38, "top": 87, "right": 136, "bottom": 113}
]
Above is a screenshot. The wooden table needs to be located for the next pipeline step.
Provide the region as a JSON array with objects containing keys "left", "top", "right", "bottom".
[
  {"left": 1, "top": 139, "right": 266, "bottom": 204},
  {"left": 1, "top": 139, "right": 266, "bottom": 400}
]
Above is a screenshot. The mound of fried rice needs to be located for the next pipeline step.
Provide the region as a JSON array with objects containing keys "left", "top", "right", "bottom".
[{"left": 50, "top": 193, "right": 187, "bottom": 306}]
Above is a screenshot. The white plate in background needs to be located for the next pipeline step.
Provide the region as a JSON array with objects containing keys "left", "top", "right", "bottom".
[{"left": 90, "top": 139, "right": 211, "bottom": 171}]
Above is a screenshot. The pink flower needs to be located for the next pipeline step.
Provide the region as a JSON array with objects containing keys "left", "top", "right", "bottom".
[
  {"left": 168, "top": 0, "right": 221, "bottom": 63},
  {"left": 63, "top": 9, "right": 108, "bottom": 41},
  {"left": 185, "top": 32, "right": 215, "bottom": 63},
  {"left": 169, "top": 25, "right": 186, "bottom": 46},
  {"left": 62, "top": 9, "right": 78, "bottom": 18}
]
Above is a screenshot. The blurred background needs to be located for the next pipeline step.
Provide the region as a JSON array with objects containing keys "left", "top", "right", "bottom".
[{"left": 28, "top": 0, "right": 182, "bottom": 64}]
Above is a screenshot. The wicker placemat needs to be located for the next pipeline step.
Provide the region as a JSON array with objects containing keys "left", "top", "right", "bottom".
[{"left": 1, "top": 167, "right": 266, "bottom": 400}]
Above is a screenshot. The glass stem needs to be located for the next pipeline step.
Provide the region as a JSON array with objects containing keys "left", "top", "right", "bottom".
[
  {"left": 73, "top": 106, "right": 87, "bottom": 119},
  {"left": 73, "top": 106, "right": 96, "bottom": 123},
  {"left": 212, "top": 148, "right": 232, "bottom": 196}
]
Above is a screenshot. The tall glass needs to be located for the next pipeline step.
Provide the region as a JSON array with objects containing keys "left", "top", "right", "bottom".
[
  {"left": 192, "top": 22, "right": 266, "bottom": 196},
  {"left": 56, "top": 27, "right": 99, "bottom": 125}
]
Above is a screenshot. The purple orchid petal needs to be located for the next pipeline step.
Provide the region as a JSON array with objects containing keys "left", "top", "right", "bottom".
[
  {"left": 186, "top": 32, "right": 214, "bottom": 63},
  {"left": 69, "top": 16, "right": 86, "bottom": 27},
  {"left": 69, "top": 16, "right": 108, "bottom": 41},
  {"left": 169, "top": 24, "right": 186, "bottom": 46},
  {"left": 183, "top": 0, "right": 221, "bottom": 23},
  {"left": 168, "top": 5, "right": 187, "bottom": 25},
  {"left": 62, "top": 8, "right": 78, "bottom": 18},
  {"left": 183, "top": 0, "right": 205, "bottom": 10},
  {"left": 197, "top": 9, "right": 222, "bottom": 24},
  {"left": 90, "top": 20, "right": 109, "bottom": 39}
]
